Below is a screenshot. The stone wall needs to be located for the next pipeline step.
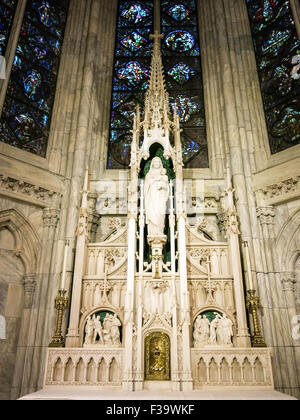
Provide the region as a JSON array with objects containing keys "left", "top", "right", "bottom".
[{"left": 0, "top": 227, "right": 24, "bottom": 400}]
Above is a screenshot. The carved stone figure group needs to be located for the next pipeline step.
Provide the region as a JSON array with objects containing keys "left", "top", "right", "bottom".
[
  {"left": 193, "top": 313, "right": 233, "bottom": 347},
  {"left": 84, "top": 313, "right": 121, "bottom": 346}
]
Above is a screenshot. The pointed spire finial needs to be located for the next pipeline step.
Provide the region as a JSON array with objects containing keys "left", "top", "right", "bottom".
[
  {"left": 138, "top": 30, "right": 174, "bottom": 161},
  {"left": 147, "top": 30, "right": 167, "bottom": 97}
]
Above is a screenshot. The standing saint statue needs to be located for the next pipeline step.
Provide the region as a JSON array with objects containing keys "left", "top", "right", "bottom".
[
  {"left": 84, "top": 316, "right": 94, "bottom": 345},
  {"left": 110, "top": 314, "right": 122, "bottom": 346},
  {"left": 144, "top": 157, "right": 169, "bottom": 237},
  {"left": 93, "top": 315, "right": 104, "bottom": 344},
  {"left": 219, "top": 315, "right": 233, "bottom": 345}
]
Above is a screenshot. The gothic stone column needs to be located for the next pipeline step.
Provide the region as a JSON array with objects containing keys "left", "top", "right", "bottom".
[
  {"left": 10, "top": 275, "right": 37, "bottom": 400},
  {"left": 281, "top": 272, "right": 298, "bottom": 338},
  {"left": 24, "top": 208, "right": 60, "bottom": 395},
  {"left": 257, "top": 207, "right": 300, "bottom": 397}
]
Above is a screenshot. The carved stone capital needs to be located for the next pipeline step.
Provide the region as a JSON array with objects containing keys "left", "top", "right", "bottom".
[
  {"left": 281, "top": 272, "right": 296, "bottom": 292},
  {"left": 23, "top": 275, "right": 37, "bottom": 309},
  {"left": 256, "top": 207, "right": 275, "bottom": 226},
  {"left": 147, "top": 234, "right": 167, "bottom": 249},
  {"left": 43, "top": 208, "right": 60, "bottom": 228}
]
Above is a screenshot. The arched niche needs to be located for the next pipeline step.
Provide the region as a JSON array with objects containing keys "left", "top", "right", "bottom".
[
  {"left": 82, "top": 309, "right": 122, "bottom": 347},
  {"left": 276, "top": 208, "right": 300, "bottom": 273},
  {"left": 139, "top": 143, "right": 175, "bottom": 180},
  {"left": 0, "top": 209, "right": 40, "bottom": 400},
  {"left": 193, "top": 309, "right": 235, "bottom": 348},
  {"left": 276, "top": 207, "right": 300, "bottom": 313}
]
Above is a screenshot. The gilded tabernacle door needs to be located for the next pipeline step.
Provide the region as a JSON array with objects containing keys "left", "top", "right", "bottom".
[{"left": 145, "top": 332, "right": 170, "bottom": 381}]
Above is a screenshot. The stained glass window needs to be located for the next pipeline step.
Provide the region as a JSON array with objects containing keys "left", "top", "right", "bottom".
[
  {"left": 0, "top": 0, "right": 18, "bottom": 56},
  {"left": 161, "top": 0, "right": 208, "bottom": 168},
  {"left": 108, "top": 0, "right": 208, "bottom": 169},
  {"left": 108, "top": 0, "right": 154, "bottom": 169},
  {"left": 0, "top": 0, "right": 69, "bottom": 157},
  {"left": 246, "top": 0, "right": 300, "bottom": 154}
]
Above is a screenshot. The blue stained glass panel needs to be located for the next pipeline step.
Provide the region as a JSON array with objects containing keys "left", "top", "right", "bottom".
[
  {"left": 108, "top": 0, "right": 154, "bottom": 169},
  {"left": 168, "top": 62, "right": 196, "bottom": 84},
  {"left": 162, "top": 0, "right": 208, "bottom": 168},
  {"left": 121, "top": 3, "right": 150, "bottom": 24},
  {"left": 0, "top": 0, "right": 70, "bottom": 157},
  {"left": 23, "top": 70, "right": 42, "bottom": 99},
  {"left": 121, "top": 32, "right": 147, "bottom": 52},
  {"left": 35, "top": 1, "right": 52, "bottom": 26},
  {"left": 181, "top": 136, "right": 200, "bottom": 162},
  {"left": 165, "top": 30, "right": 195, "bottom": 52},
  {"left": 0, "top": 0, "right": 17, "bottom": 56},
  {"left": 246, "top": 0, "right": 300, "bottom": 153},
  {"left": 117, "top": 61, "right": 150, "bottom": 86},
  {"left": 170, "top": 94, "right": 201, "bottom": 123},
  {"left": 168, "top": 4, "right": 190, "bottom": 22},
  {"left": 260, "top": 27, "right": 291, "bottom": 55},
  {"left": 108, "top": 0, "right": 207, "bottom": 169}
]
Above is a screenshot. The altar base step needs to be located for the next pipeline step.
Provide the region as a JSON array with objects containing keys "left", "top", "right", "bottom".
[
  {"left": 19, "top": 387, "right": 296, "bottom": 400},
  {"left": 144, "top": 381, "right": 172, "bottom": 392}
]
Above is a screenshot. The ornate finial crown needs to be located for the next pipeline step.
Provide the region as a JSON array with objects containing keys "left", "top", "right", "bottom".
[{"left": 131, "top": 31, "right": 182, "bottom": 166}]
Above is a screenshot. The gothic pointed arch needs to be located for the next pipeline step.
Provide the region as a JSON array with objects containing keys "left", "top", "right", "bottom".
[
  {"left": 0, "top": 208, "right": 41, "bottom": 275},
  {"left": 276, "top": 207, "right": 300, "bottom": 272}
]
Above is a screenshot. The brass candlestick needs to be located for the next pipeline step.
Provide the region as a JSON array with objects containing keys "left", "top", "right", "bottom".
[
  {"left": 49, "top": 289, "right": 69, "bottom": 348},
  {"left": 246, "top": 290, "right": 266, "bottom": 348}
]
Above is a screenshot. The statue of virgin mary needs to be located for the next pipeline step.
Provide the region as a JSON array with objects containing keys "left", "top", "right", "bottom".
[{"left": 144, "top": 157, "right": 169, "bottom": 237}]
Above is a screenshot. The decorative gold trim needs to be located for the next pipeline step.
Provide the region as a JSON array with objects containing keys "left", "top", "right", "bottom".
[
  {"left": 246, "top": 290, "right": 266, "bottom": 348},
  {"left": 145, "top": 332, "right": 170, "bottom": 381}
]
